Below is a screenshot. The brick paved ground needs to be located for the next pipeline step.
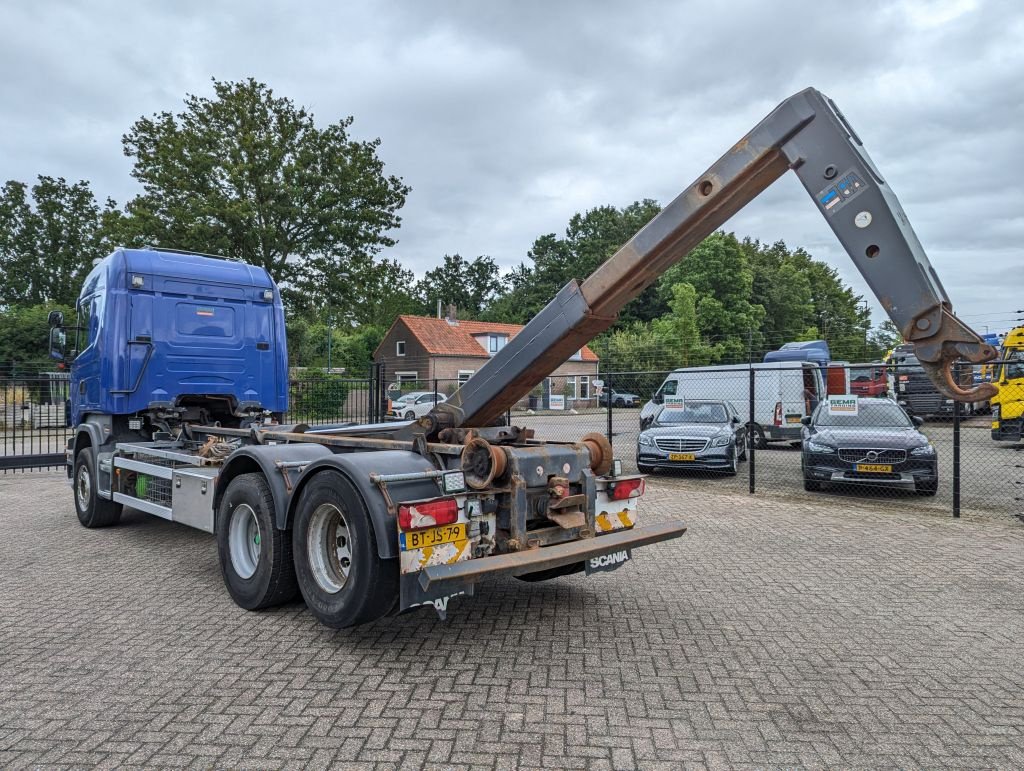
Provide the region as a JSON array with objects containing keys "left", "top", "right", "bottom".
[{"left": 2, "top": 471, "right": 1024, "bottom": 769}]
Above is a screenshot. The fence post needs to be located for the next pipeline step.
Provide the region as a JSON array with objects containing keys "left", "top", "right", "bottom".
[
  {"left": 953, "top": 392, "right": 961, "bottom": 519},
  {"left": 606, "top": 371, "right": 613, "bottom": 448},
  {"left": 748, "top": 367, "right": 756, "bottom": 494},
  {"left": 433, "top": 378, "right": 438, "bottom": 406}
]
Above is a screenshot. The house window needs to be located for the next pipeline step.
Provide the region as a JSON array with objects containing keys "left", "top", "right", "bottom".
[
  {"left": 579, "top": 375, "right": 590, "bottom": 400},
  {"left": 458, "top": 370, "right": 475, "bottom": 385},
  {"left": 569, "top": 349, "right": 583, "bottom": 361},
  {"left": 489, "top": 335, "right": 499, "bottom": 353},
  {"left": 396, "top": 340, "right": 406, "bottom": 357},
  {"left": 396, "top": 371, "right": 418, "bottom": 384}
]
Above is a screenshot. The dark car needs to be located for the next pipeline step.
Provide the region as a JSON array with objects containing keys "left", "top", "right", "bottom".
[
  {"left": 636, "top": 400, "right": 746, "bottom": 475},
  {"left": 801, "top": 397, "right": 937, "bottom": 495},
  {"left": 599, "top": 389, "right": 640, "bottom": 408}
]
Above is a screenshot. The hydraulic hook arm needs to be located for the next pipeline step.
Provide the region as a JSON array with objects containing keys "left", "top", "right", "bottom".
[{"left": 435, "top": 87, "right": 997, "bottom": 430}]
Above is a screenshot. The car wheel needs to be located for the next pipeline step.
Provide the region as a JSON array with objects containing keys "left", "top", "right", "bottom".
[
  {"left": 747, "top": 423, "right": 767, "bottom": 450},
  {"left": 73, "top": 449, "right": 122, "bottom": 528},
  {"left": 292, "top": 470, "right": 398, "bottom": 628},
  {"left": 614, "top": 398, "right": 624, "bottom": 408},
  {"left": 216, "top": 473, "right": 299, "bottom": 610},
  {"left": 404, "top": 410, "right": 416, "bottom": 419},
  {"left": 803, "top": 478, "right": 821, "bottom": 492},
  {"left": 917, "top": 479, "right": 938, "bottom": 496},
  {"left": 738, "top": 433, "right": 748, "bottom": 461}
]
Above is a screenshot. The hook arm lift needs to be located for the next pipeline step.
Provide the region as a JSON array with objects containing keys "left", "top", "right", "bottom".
[{"left": 422, "top": 87, "right": 996, "bottom": 436}]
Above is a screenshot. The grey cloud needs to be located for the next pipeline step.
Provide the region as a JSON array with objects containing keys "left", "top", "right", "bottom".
[{"left": 1, "top": 0, "right": 1021, "bottom": 333}]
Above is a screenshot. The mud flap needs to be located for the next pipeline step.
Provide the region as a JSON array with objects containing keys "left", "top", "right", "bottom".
[
  {"left": 584, "top": 547, "right": 632, "bottom": 575},
  {"left": 400, "top": 572, "right": 475, "bottom": 619}
]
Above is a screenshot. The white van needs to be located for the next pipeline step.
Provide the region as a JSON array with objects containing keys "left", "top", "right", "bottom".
[{"left": 640, "top": 362, "right": 825, "bottom": 447}]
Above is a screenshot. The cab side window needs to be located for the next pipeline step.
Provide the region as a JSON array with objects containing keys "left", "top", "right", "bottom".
[{"left": 76, "top": 296, "right": 94, "bottom": 355}]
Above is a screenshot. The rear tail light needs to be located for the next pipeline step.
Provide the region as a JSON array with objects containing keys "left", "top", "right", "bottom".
[
  {"left": 611, "top": 478, "right": 645, "bottom": 500},
  {"left": 899, "top": 375, "right": 909, "bottom": 382},
  {"left": 773, "top": 402, "right": 783, "bottom": 426},
  {"left": 398, "top": 498, "right": 458, "bottom": 531}
]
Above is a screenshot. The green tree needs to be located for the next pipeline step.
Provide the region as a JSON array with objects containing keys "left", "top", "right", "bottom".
[
  {"left": 0, "top": 303, "right": 76, "bottom": 370},
  {"left": 415, "top": 254, "right": 501, "bottom": 318},
  {"left": 0, "top": 177, "right": 116, "bottom": 308},
  {"left": 485, "top": 200, "right": 665, "bottom": 325},
  {"left": 659, "top": 232, "right": 765, "bottom": 362},
  {"left": 120, "top": 77, "right": 410, "bottom": 311},
  {"left": 867, "top": 319, "right": 903, "bottom": 359}
]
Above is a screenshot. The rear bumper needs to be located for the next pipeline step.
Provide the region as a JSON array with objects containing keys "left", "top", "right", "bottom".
[{"left": 417, "top": 520, "right": 688, "bottom": 590}]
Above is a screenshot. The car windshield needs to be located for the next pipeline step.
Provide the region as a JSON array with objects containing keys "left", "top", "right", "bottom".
[
  {"left": 814, "top": 401, "right": 913, "bottom": 428},
  {"left": 656, "top": 403, "right": 727, "bottom": 424},
  {"left": 1000, "top": 349, "right": 1024, "bottom": 381},
  {"left": 851, "top": 367, "right": 883, "bottom": 381},
  {"left": 396, "top": 392, "right": 425, "bottom": 403}
]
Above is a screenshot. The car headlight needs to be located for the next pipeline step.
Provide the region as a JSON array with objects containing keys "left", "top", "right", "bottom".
[
  {"left": 638, "top": 434, "right": 654, "bottom": 447},
  {"left": 806, "top": 440, "right": 835, "bottom": 454},
  {"left": 910, "top": 444, "right": 936, "bottom": 456},
  {"left": 710, "top": 434, "right": 731, "bottom": 447}
]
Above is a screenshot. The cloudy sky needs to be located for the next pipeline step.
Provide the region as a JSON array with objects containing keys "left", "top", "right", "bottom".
[{"left": 2, "top": 0, "right": 1022, "bottom": 334}]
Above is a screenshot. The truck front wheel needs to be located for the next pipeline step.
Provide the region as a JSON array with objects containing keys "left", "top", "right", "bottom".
[
  {"left": 216, "top": 473, "right": 299, "bottom": 610},
  {"left": 73, "top": 449, "right": 122, "bottom": 528},
  {"left": 292, "top": 471, "right": 398, "bottom": 628}
]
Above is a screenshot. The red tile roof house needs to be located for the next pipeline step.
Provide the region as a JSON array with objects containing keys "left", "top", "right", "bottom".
[{"left": 373, "top": 315, "right": 600, "bottom": 410}]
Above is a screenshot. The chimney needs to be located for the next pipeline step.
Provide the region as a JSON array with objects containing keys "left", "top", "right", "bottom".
[
  {"left": 436, "top": 298, "right": 442, "bottom": 319},
  {"left": 446, "top": 304, "right": 458, "bottom": 326}
]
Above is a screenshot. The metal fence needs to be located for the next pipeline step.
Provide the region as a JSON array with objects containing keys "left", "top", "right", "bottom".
[
  {"left": 6, "top": 364, "right": 1021, "bottom": 522},
  {"left": 502, "top": 365, "right": 1020, "bottom": 521}
]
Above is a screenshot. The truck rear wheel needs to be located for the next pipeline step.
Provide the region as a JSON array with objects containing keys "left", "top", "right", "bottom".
[
  {"left": 292, "top": 470, "right": 398, "bottom": 628},
  {"left": 216, "top": 473, "right": 299, "bottom": 610},
  {"left": 73, "top": 449, "right": 122, "bottom": 528}
]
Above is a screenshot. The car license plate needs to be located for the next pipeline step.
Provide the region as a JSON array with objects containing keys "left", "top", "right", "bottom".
[
  {"left": 856, "top": 463, "right": 892, "bottom": 473},
  {"left": 786, "top": 415, "right": 802, "bottom": 423},
  {"left": 668, "top": 452, "right": 696, "bottom": 461},
  {"left": 400, "top": 523, "right": 467, "bottom": 551}
]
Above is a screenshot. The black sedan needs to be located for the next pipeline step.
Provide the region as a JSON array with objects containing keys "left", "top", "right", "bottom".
[
  {"left": 636, "top": 400, "right": 746, "bottom": 475},
  {"left": 801, "top": 397, "right": 938, "bottom": 495}
]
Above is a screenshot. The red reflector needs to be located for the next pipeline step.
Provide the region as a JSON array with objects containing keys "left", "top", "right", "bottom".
[
  {"left": 899, "top": 375, "right": 909, "bottom": 381},
  {"left": 773, "top": 401, "right": 783, "bottom": 427},
  {"left": 398, "top": 498, "right": 458, "bottom": 531},
  {"left": 611, "top": 478, "right": 645, "bottom": 500}
]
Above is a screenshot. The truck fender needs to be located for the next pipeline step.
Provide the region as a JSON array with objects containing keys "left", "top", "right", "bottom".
[
  {"left": 287, "top": 451, "right": 442, "bottom": 560},
  {"left": 215, "top": 443, "right": 334, "bottom": 534},
  {"left": 72, "top": 423, "right": 105, "bottom": 457}
]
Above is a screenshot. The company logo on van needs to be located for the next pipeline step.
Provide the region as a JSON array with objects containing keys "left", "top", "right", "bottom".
[{"left": 196, "top": 307, "right": 215, "bottom": 317}]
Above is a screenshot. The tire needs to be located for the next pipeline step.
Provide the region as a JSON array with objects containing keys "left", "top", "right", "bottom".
[
  {"left": 73, "top": 449, "right": 122, "bottom": 528},
  {"left": 292, "top": 470, "right": 398, "bottom": 628},
  {"left": 637, "top": 463, "right": 655, "bottom": 474},
  {"left": 917, "top": 479, "right": 938, "bottom": 496},
  {"left": 404, "top": 410, "right": 416, "bottom": 420},
  {"left": 514, "top": 562, "right": 585, "bottom": 582},
  {"left": 803, "top": 478, "right": 821, "bottom": 492},
  {"left": 216, "top": 473, "right": 299, "bottom": 611},
  {"left": 738, "top": 433, "right": 748, "bottom": 461},
  {"left": 747, "top": 423, "right": 767, "bottom": 450},
  {"left": 614, "top": 398, "right": 624, "bottom": 408}
]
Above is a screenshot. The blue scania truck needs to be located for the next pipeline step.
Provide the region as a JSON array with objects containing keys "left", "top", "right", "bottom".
[{"left": 50, "top": 89, "right": 995, "bottom": 628}]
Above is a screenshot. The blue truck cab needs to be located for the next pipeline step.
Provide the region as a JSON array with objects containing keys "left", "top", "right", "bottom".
[{"left": 67, "top": 248, "right": 287, "bottom": 427}]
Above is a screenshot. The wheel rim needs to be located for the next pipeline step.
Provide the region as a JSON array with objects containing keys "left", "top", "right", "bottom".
[
  {"left": 405, "top": 411, "right": 415, "bottom": 419},
  {"left": 228, "top": 504, "right": 261, "bottom": 580},
  {"left": 307, "top": 503, "right": 351, "bottom": 594},
  {"left": 75, "top": 463, "right": 91, "bottom": 511}
]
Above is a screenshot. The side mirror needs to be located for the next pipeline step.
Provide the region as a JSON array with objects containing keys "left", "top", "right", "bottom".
[
  {"left": 731, "top": 415, "right": 740, "bottom": 424},
  {"left": 640, "top": 415, "right": 653, "bottom": 430},
  {"left": 49, "top": 327, "right": 67, "bottom": 361},
  {"left": 48, "top": 310, "right": 65, "bottom": 328},
  {"left": 800, "top": 416, "right": 812, "bottom": 426},
  {"left": 652, "top": 391, "right": 663, "bottom": 404},
  {"left": 911, "top": 415, "right": 924, "bottom": 427}
]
